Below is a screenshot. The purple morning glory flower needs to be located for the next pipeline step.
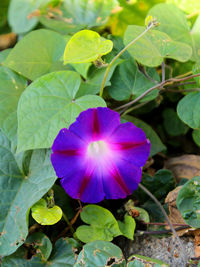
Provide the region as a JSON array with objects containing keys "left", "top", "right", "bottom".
[{"left": 51, "top": 107, "right": 150, "bottom": 203}]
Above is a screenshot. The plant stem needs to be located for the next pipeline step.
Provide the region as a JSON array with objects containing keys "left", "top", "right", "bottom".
[
  {"left": 115, "top": 73, "right": 200, "bottom": 111},
  {"left": 99, "top": 23, "right": 155, "bottom": 97},
  {"left": 162, "top": 61, "right": 165, "bottom": 83},
  {"left": 62, "top": 212, "right": 74, "bottom": 234},
  {"left": 138, "top": 183, "right": 187, "bottom": 265},
  {"left": 136, "top": 226, "right": 190, "bottom": 236}
]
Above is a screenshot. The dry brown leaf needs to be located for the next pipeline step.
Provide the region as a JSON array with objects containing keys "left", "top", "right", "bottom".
[
  {"left": 165, "top": 186, "right": 193, "bottom": 236},
  {"left": 164, "top": 154, "right": 200, "bottom": 182},
  {"left": 193, "top": 229, "right": 200, "bottom": 257},
  {"left": 0, "top": 33, "right": 17, "bottom": 50}
]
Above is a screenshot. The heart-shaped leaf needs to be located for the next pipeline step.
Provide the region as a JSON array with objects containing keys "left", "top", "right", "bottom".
[
  {"left": 117, "top": 215, "right": 136, "bottom": 240},
  {"left": 0, "top": 65, "right": 27, "bottom": 143},
  {"left": 75, "top": 240, "right": 125, "bottom": 267},
  {"left": 31, "top": 199, "right": 62, "bottom": 225},
  {"left": 124, "top": 25, "right": 192, "bottom": 67},
  {"left": 75, "top": 205, "right": 122, "bottom": 243},
  {"left": 25, "top": 232, "right": 52, "bottom": 261},
  {"left": 2, "top": 237, "right": 76, "bottom": 266},
  {"left": 17, "top": 71, "right": 106, "bottom": 152},
  {"left": 4, "top": 29, "right": 66, "bottom": 80},
  {"left": 177, "top": 92, "right": 200, "bottom": 129},
  {"left": 0, "top": 131, "right": 57, "bottom": 256},
  {"left": 64, "top": 30, "right": 113, "bottom": 64},
  {"left": 177, "top": 176, "right": 200, "bottom": 228}
]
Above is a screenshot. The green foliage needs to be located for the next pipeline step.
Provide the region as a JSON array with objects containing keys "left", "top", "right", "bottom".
[
  {"left": 0, "top": 131, "right": 57, "bottom": 256},
  {"left": 75, "top": 205, "right": 122, "bottom": 243},
  {"left": 177, "top": 92, "right": 200, "bottom": 129},
  {"left": 17, "top": 71, "right": 106, "bottom": 152},
  {"left": 148, "top": 4, "right": 191, "bottom": 45},
  {"left": 75, "top": 240, "right": 126, "bottom": 267},
  {"left": 127, "top": 254, "right": 169, "bottom": 267},
  {"left": 64, "top": 30, "right": 113, "bottom": 64},
  {"left": 117, "top": 214, "right": 136, "bottom": 240},
  {"left": 192, "top": 129, "right": 200, "bottom": 147},
  {"left": 2, "top": 0, "right": 200, "bottom": 263},
  {"left": 0, "top": 64, "right": 27, "bottom": 144},
  {"left": 162, "top": 108, "right": 189, "bottom": 136},
  {"left": 123, "top": 116, "right": 166, "bottom": 156},
  {"left": 2, "top": 237, "right": 76, "bottom": 266},
  {"left": 39, "top": 0, "right": 117, "bottom": 34},
  {"left": 25, "top": 232, "right": 52, "bottom": 261},
  {"left": 31, "top": 199, "right": 62, "bottom": 225},
  {"left": 124, "top": 26, "right": 192, "bottom": 67},
  {"left": 4, "top": 29, "right": 67, "bottom": 80},
  {"left": 136, "top": 169, "right": 175, "bottom": 204},
  {"left": 109, "top": 56, "right": 159, "bottom": 101},
  {"left": 177, "top": 176, "right": 200, "bottom": 228}
]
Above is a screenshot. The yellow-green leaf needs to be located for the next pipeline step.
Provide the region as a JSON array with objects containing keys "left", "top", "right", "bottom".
[
  {"left": 64, "top": 30, "right": 113, "bottom": 64},
  {"left": 31, "top": 199, "right": 62, "bottom": 225}
]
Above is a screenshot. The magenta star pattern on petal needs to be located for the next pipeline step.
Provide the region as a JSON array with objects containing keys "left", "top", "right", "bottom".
[{"left": 51, "top": 107, "right": 151, "bottom": 203}]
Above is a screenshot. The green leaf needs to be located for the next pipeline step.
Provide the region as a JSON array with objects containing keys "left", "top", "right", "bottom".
[
  {"left": 124, "top": 25, "right": 192, "bottom": 67},
  {"left": 177, "top": 92, "right": 200, "bottom": 129},
  {"left": 148, "top": 4, "right": 191, "bottom": 46},
  {"left": 0, "top": 131, "right": 57, "bottom": 256},
  {"left": 167, "top": 0, "right": 200, "bottom": 14},
  {"left": 123, "top": 115, "right": 166, "bottom": 156},
  {"left": 39, "top": 0, "right": 117, "bottom": 34},
  {"left": 75, "top": 205, "right": 122, "bottom": 243},
  {"left": 135, "top": 169, "right": 175, "bottom": 204},
  {"left": 128, "top": 254, "right": 169, "bottom": 267},
  {"left": 2, "top": 237, "right": 76, "bottom": 266},
  {"left": 177, "top": 176, "right": 200, "bottom": 228},
  {"left": 0, "top": 66, "right": 27, "bottom": 143},
  {"left": 53, "top": 184, "right": 74, "bottom": 220},
  {"left": 117, "top": 215, "right": 136, "bottom": 240},
  {"left": 124, "top": 200, "right": 150, "bottom": 223},
  {"left": 25, "top": 232, "right": 52, "bottom": 261},
  {"left": 162, "top": 108, "right": 189, "bottom": 136},
  {"left": 8, "top": 0, "right": 48, "bottom": 34},
  {"left": 109, "top": 56, "right": 159, "bottom": 101},
  {"left": 0, "top": 0, "right": 9, "bottom": 28},
  {"left": 31, "top": 199, "right": 62, "bottom": 225},
  {"left": 64, "top": 30, "right": 113, "bottom": 64},
  {"left": 76, "top": 60, "right": 122, "bottom": 97},
  {"left": 75, "top": 240, "right": 125, "bottom": 267},
  {"left": 192, "top": 129, "right": 200, "bottom": 147},
  {"left": 4, "top": 29, "right": 66, "bottom": 80},
  {"left": 17, "top": 71, "right": 106, "bottom": 152}
]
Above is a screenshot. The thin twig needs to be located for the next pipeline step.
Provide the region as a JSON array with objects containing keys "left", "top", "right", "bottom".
[
  {"left": 162, "top": 61, "right": 165, "bottom": 83},
  {"left": 115, "top": 73, "right": 200, "bottom": 111},
  {"left": 120, "top": 100, "right": 152, "bottom": 116},
  {"left": 99, "top": 23, "right": 156, "bottom": 97},
  {"left": 138, "top": 183, "right": 187, "bottom": 265},
  {"left": 167, "top": 81, "right": 196, "bottom": 88},
  {"left": 143, "top": 222, "right": 190, "bottom": 227},
  {"left": 136, "top": 226, "right": 190, "bottom": 236},
  {"left": 164, "top": 88, "right": 200, "bottom": 93}
]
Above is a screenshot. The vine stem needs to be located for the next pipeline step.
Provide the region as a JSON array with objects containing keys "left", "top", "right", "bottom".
[
  {"left": 138, "top": 183, "right": 187, "bottom": 265},
  {"left": 99, "top": 23, "right": 155, "bottom": 97},
  {"left": 115, "top": 73, "right": 200, "bottom": 111},
  {"left": 62, "top": 212, "right": 74, "bottom": 234}
]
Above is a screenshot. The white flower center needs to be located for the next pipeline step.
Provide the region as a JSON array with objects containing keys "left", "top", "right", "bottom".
[{"left": 87, "top": 140, "right": 108, "bottom": 158}]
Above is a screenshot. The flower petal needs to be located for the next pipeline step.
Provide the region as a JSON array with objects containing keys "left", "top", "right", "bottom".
[
  {"left": 69, "top": 107, "right": 120, "bottom": 142},
  {"left": 102, "top": 158, "right": 141, "bottom": 199},
  {"left": 51, "top": 128, "right": 86, "bottom": 178},
  {"left": 60, "top": 161, "right": 105, "bottom": 203},
  {"left": 108, "top": 122, "right": 151, "bottom": 167}
]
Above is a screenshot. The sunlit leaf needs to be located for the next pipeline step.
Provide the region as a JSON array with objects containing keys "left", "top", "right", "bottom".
[
  {"left": 31, "top": 199, "right": 62, "bottom": 225},
  {"left": 64, "top": 30, "right": 113, "bottom": 64}
]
